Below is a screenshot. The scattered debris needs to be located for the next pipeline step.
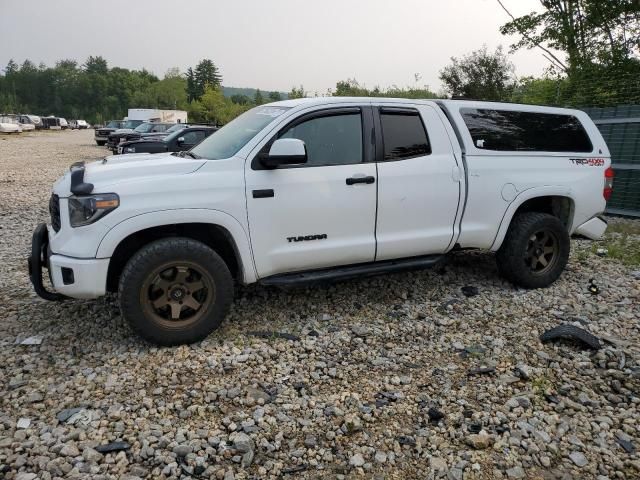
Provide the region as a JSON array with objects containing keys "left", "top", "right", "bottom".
[
  {"left": 468, "top": 366, "right": 496, "bottom": 376},
  {"left": 540, "top": 324, "right": 601, "bottom": 350},
  {"left": 282, "top": 465, "right": 308, "bottom": 475},
  {"left": 17, "top": 336, "right": 43, "bottom": 345},
  {"left": 427, "top": 407, "right": 445, "bottom": 423},
  {"left": 461, "top": 285, "right": 479, "bottom": 297},
  {"left": 595, "top": 248, "right": 608, "bottom": 257},
  {"left": 65, "top": 408, "right": 99, "bottom": 427},
  {"left": 95, "top": 441, "right": 131, "bottom": 453},
  {"left": 396, "top": 435, "right": 417, "bottom": 447},
  {"left": 462, "top": 345, "right": 487, "bottom": 357},
  {"left": 56, "top": 407, "right": 84, "bottom": 423},
  {"left": 468, "top": 423, "right": 482, "bottom": 434},
  {"left": 616, "top": 437, "right": 635, "bottom": 454},
  {"left": 16, "top": 418, "right": 31, "bottom": 429},
  {"left": 247, "top": 331, "right": 300, "bottom": 341},
  {"left": 588, "top": 279, "right": 600, "bottom": 295}
]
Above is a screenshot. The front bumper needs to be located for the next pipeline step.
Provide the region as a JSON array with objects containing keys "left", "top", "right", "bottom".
[{"left": 29, "top": 223, "right": 109, "bottom": 300}]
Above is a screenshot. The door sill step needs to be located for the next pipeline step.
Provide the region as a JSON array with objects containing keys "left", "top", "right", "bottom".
[{"left": 259, "top": 254, "right": 445, "bottom": 286}]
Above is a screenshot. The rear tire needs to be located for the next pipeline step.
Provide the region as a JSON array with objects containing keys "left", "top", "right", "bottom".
[
  {"left": 118, "top": 238, "right": 233, "bottom": 346},
  {"left": 496, "top": 212, "right": 569, "bottom": 289}
]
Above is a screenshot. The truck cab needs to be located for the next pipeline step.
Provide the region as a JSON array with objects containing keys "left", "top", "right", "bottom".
[{"left": 30, "top": 98, "right": 611, "bottom": 345}]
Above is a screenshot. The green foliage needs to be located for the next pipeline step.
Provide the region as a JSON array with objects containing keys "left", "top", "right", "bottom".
[
  {"left": 230, "top": 94, "right": 251, "bottom": 105},
  {"left": 188, "top": 86, "right": 250, "bottom": 125},
  {"left": 268, "top": 91, "right": 282, "bottom": 102},
  {"left": 186, "top": 59, "right": 222, "bottom": 103},
  {"left": 499, "top": 0, "right": 640, "bottom": 73},
  {"left": 288, "top": 85, "right": 307, "bottom": 99},
  {"left": 254, "top": 89, "right": 264, "bottom": 105},
  {"left": 439, "top": 46, "right": 516, "bottom": 101},
  {"left": 0, "top": 56, "right": 174, "bottom": 122},
  {"left": 332, "top": 78, "right": 440, "bottom": 99}
]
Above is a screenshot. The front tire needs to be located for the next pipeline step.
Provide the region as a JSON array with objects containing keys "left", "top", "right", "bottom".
[
  {"left": 118, "top": 238, "right": 233, "bottom": 346},
  {"left": 496, "top": 212, "right": 570, "bottom": 289},
  {"left": 96, "top": 140, "right": 106, "bottom": 146}
]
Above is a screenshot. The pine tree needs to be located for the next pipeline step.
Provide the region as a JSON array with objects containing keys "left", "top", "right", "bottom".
[{"left": 254, "top": 89, "right": 264, "bottom": 105}]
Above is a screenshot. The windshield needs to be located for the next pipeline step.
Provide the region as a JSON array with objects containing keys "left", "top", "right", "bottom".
[
  {"left": 106, "top": 120, "right": 122, "bottom": 128},
  {"left": 123, "top": 119, "right": 143, "bottom": 129},
  {"left": 191, "top": 106, "right": 291, "bottom": 160},
  {"left": 166, "top": 124, "right": 188, "bottom": 133},
  {"left": 134, "top": 123, "right": 156, "bottom": 133}
]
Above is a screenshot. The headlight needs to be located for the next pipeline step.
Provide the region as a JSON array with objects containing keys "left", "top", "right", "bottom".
[
  {"left": 68, "top": 193, "right": 119, "bottom": 227},
  {"left": 125, "top": 147, "right": 136, "bottom": 153}
]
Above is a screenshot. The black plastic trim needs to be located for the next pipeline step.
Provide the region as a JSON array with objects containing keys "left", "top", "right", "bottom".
[
  {"left": 252, "top": 189, "right": 275, "bottom": 198},
  {"left": 259, "top": 254, "right": 444, "bottom": 286},
  {"left": 28, "top": 223, "right": 66, "bottom": 301},
  {"left": 346, "top": 176, "right": 375, "bottom": 185},
  {"left": 69, "top": 162, "right": 94, "bottom": 195}
]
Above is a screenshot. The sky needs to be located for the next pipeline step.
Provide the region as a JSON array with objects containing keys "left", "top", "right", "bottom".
[{"left": 0, "top": 0, "right": 553, "bottom": 93}]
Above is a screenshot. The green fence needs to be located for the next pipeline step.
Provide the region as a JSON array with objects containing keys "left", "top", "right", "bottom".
[{"left": 583, "top": 106, "right": 640, "bottom": 217}]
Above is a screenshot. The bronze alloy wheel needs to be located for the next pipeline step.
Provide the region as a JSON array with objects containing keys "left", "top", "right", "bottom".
[
  {"left": 524, "top": 229, "right": 559, "bottom": 275},
  {"left": 140, "top": 262, "right": 215, "bottom": 329}
]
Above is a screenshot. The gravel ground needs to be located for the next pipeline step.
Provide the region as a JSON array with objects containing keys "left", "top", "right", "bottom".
[{"left": 1, "top": 130, "right": 639, "bottom": 480}]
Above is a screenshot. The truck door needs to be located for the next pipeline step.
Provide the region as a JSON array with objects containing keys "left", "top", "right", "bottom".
[
  {"left": 373, "top": 104, "right": 461, "bottom": 260},
  {"left": 245, "top": 106, "right": 377, "bottom": 278}
]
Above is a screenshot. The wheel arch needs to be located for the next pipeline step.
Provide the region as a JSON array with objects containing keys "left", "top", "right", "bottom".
[
  {"left": 97, "top": 209, "right": 257, "bottom": 291},
  {"left": 490, "top": 187, "right": 575, "bottom": 251}
]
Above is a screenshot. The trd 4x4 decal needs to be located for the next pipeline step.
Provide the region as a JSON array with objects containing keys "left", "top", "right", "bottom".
[
  {"left": 287, "top": 234, "right": 328, "bottom": 243},
  {"left": 570, "top": 158, "right": 605, "bottom": 166}
]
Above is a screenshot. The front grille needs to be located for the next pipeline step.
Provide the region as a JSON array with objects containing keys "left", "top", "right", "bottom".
[
  {"left": 98, "top": 129, "right": 110, "bottom": 136},
  {"left": 49, "top": 194, "right": 61, "bottom": 232}
]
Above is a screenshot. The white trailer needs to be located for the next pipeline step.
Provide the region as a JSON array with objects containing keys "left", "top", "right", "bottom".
[{"left": 126, "top": 109, "right": 187, "bottom": 123}]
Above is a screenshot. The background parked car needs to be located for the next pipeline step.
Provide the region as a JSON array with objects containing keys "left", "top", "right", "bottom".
[
  {"left": 0, "top": 115, "right": 21, "bottom": 133},
  {"left": 59, "top": 118, "right": 69, "bottom": 129},
  {"left": 94, "top": 120, "right": 125, "bottom": 145},
  {"left": 108, "top": 122, "right": 174, "bottom": 153},
  {"left": 42, "top": 117, "right": 62, "bottom": 130},
  {"left": 77, "top": 119, "right": 89, "bottom": 129},
  {"left": 8, "top": 114, "right": 34, "bottom": 131},
  {"left": 104, "top": 119, "right": 147, "bottom": 149},
  {"left": 117, "top": 126, "right": 216, "bottom": 154},
  {"left": 18, "top": 114, "right": 42, "bottom": 129}
]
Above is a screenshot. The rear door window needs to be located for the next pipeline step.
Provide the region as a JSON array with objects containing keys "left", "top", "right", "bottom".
[
  {"left": 380, "top": 110, "right": 431, "bottom": 160},
  {"left": 461, "top": 108, "right": 593, "bottom": 152}
]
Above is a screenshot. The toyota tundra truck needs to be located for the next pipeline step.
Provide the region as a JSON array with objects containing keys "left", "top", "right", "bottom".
[{"left": 29, "top": 98, "right": 612, "bottom": 345}]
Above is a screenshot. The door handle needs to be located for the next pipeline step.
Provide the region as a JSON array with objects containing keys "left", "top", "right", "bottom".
[
  {"left": 253, "top": 189, "right": 274, "bottom": 198},
  {"left": 346, "top": 176, "right": 375, "bottom": 185}
]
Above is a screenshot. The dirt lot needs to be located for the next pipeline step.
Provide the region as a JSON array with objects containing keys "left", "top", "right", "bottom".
[{"left": 0, "top": 130, "right": 639, "bottom": 480}]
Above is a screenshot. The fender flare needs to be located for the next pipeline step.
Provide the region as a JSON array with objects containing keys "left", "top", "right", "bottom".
[
  {"left": 96, "top": 209, "right": 257, "bottom": 284},
  {"left": 490, "top": 186, "right": 575, "bottom": 251}
]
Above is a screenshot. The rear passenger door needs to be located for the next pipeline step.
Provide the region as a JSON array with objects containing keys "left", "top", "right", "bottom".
[{"left": 374, "top": 104, "right": 461, "bottom": 260}]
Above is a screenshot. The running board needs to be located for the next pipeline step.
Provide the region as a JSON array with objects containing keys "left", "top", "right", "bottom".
[{"left": 260, "top": 255, "right": 445, "bottom": 287}]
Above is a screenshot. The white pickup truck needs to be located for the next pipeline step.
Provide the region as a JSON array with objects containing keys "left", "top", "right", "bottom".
[{"left": 29, "top": 98, "right": 613, "bottom": 345}]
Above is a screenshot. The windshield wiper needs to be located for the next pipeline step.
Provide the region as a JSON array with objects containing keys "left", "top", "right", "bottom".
[{"left": 178, "top": 151, "right": 200, "bottom": 159}]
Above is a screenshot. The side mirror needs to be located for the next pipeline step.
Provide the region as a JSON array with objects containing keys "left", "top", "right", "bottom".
[
  {"left": 261, "top": 138, "right": 307, "bottom": 168},
  {"left": 177, "top": 136, "right": 185, "bottom": 144}
]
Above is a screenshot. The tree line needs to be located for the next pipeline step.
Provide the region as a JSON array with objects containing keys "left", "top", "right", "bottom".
[
  {"left": 0, "top": 57, "right": 285, "bottom": 125},
  {"left": 1, "top": 0, "right": 637, "bottom": 124}
]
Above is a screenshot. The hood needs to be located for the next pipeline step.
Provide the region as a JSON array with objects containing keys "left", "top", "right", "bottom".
[
  {"left": 52, "top": 152, "right": 206, "bottom": 197},
  {"left": 113, "top": 128, "right": 134, "bottom": 135}
]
